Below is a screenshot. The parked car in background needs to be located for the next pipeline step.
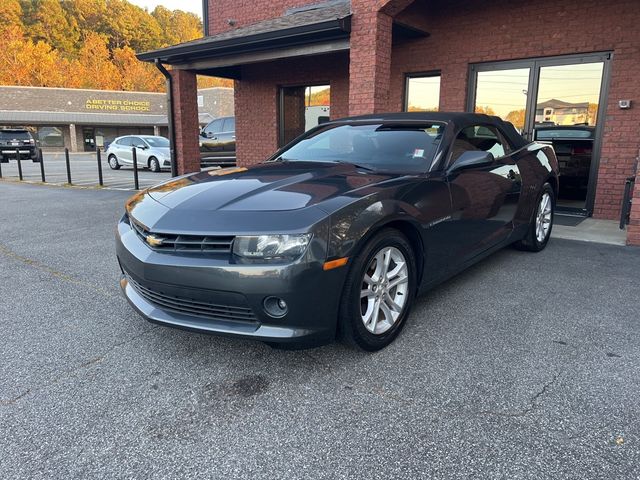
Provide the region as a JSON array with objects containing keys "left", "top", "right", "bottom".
[
  {"left": 106, "top": 135, "right": 170, "bottom": 172},
  {"left": 117, "top": 112, "right": 559, "bottom": 351},
  {"left": 534, "top": 125, "right": 595, "bottom": 200},
  {"left": 0, "top": 128, "right": 39, "bottom": 163},
  {"left": 200, "top": 116, "right": 236, "bottom": 167}
]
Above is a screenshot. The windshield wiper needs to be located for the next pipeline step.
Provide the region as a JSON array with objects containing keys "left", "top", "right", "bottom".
[{"left": 334, "top": 160, "right": 377, "bottom": 172}]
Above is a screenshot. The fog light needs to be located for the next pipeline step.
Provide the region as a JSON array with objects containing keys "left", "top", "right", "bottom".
[{"left": 263, "top": 296, "right": 288, "bottom": 318}]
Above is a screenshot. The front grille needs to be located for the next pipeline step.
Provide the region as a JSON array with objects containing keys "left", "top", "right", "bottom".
[
  {"left": 129, "top": 217, "right": 234, "bottom": 254},
  {"left": 126, "top": 275, "right": 257, "bottom": 323}
]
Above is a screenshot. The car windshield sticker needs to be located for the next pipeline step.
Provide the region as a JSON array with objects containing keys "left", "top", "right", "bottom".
[{"left": 413, "top": 149, "right": 425, "bottom": 158}]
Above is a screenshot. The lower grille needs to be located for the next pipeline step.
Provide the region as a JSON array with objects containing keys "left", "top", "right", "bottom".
[{"left": 126, "top": 275, "right": 257, "bottom": 323}]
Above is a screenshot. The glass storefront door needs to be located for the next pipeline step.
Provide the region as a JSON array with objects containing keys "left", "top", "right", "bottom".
[{"left": 468, "top": 53, "right": 610, "bottom": 214}]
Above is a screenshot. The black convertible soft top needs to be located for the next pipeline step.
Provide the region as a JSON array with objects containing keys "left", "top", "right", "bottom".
[{"left": 335, "top": 112, "right": 529, "bottom": 150}]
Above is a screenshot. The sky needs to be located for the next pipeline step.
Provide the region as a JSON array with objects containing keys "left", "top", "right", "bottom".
[{"left": 127, "top": 0, "right": 202, "bottom": 17}]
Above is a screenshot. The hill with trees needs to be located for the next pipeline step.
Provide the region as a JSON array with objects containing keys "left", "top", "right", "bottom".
[{"left": 0, "top": 0, "right": 232, "bottom": 92}]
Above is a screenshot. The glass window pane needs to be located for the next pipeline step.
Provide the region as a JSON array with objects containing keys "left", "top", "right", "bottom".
[
  {"left": 474, "top": 68, "right": 530, "bottom": 132},
  {"left": 406, "top": 75, "right": 440, "bottom": 112},
  {"left": 37, "top": 127, "right": 64, "bottom": 147}
]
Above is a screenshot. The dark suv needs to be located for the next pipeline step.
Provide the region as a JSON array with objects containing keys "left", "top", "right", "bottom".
[
  {"left": 199, "top": 116, "right": 236, "bottom": 167},
  {"left": 0, "top": 128, "right": 39, "bottom": 163}
]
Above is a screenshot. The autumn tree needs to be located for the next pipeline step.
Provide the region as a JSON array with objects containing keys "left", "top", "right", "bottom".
[
  {"left": 475, "top": 106, "right": 496, "bottom": 115},
  {"left": 21, "top": 0, "right": 81, "bottom": 55},
  {"left": 505, "top": 109, "right": 526, "bottom": 130},
  {"left": 0, "top": 0, "right": 23, "bottom": 33},
  {"left": 152, "top": 5, "right": 202, "bottom": 46},
  {"left": 74, "top": 32, "right": 122, "bottom": 90},
  {"left": 1, "top": 0, "right": 231, "bottom": 93},
  {"left": 113, "top": 46, "right": 164, "bottom": 92}
]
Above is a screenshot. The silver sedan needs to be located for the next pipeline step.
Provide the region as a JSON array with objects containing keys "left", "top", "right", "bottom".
[{"left": 106, "top": 135, "right": 171, "bottom": 172}]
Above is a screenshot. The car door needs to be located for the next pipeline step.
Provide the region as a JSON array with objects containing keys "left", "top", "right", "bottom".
[
  {"left": 445, "top": 124, "right": 522, "bottom": 260},
  {"left": 132, "top": 137, "right": 150, "bottom": 166},
  {"left": 220, "top": 117, "right": 236, "bottom": 157},
  {"left": 200, "top": 119, "right": 225, "bottom": 159},
  {"left": 118, "top": 137, "right": 133, "bottom": 164}
]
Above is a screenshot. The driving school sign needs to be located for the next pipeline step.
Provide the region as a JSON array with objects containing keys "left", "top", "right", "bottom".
[{"left": 85, "top": 99, "right": 151, "bottom": 112}]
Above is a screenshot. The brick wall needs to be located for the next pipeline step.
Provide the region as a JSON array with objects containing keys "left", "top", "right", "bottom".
[
  {"left": 390, "top": 0, "right": 640, "bottom": 222},
  {"left": 235, "top": 52, "right": 349, "bottom": 166}
]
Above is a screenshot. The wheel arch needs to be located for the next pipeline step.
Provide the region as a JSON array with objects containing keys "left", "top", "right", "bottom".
[{"left": 349, "top": 217, "right": 426, "bottom": 290}]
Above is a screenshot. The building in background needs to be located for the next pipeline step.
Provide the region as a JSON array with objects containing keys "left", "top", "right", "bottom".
[{"left": 0, "top": 86, "right": 234, "bottom": 151}]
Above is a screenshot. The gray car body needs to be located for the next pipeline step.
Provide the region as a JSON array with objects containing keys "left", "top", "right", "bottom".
[
  {"left": 106, "top": 135, "right": 171, "bottom": 170},
  {"left": 116, "top": 112, "right": 559, "bottom": 347}
]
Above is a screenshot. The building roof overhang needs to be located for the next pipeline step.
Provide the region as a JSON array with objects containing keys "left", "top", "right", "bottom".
[{"left": 137, "top": 0, "right": 428, "bottom": 79}]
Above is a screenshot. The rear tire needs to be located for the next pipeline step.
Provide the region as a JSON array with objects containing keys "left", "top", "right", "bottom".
[
  {"left": 149, "top": 157, "right": 161, "bottom": 173},
  {"left": 338, "top": 228, "right": 417, "bottom": 351},
  {"left": 108, "top": 155, "right": 120, "bottom": 170},
  {"left": 514, "top": 182, "right": 555, "bottom": 252}
]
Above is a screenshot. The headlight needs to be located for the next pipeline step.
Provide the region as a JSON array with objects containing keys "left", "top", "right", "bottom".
[{"left": 233, "top": 234, "right": 311, "bottom": 261}]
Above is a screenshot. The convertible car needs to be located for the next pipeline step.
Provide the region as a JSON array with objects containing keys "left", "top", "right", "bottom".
[{"left": 116, "top": 112, "right": 559, "bottom": 351}]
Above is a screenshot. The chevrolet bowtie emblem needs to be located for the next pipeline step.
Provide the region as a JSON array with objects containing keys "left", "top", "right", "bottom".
[{"left": 146, "top": 234, "right": 163, "bottom": 247}]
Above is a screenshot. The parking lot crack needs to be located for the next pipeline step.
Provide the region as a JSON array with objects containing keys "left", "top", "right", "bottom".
[
  {"left": 474, "top": 372, "right": 561, "bottom": 418},
  {"left": 0, "top": 243, "right": 118, "bottom": 299}
]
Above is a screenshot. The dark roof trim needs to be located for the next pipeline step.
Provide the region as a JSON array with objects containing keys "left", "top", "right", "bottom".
[
  {"left": 138, "top": 17, "right": 351, "bottom": 64},
  {"left": 392, "top": 21, "right": 430, "bottom": 39}
]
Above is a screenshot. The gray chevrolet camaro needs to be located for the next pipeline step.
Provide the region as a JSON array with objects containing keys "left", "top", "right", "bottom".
[{"left": 116, "top": 112, "right": 559, "bottom": 351}]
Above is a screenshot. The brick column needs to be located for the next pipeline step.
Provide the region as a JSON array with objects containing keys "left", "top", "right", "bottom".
[
  {"left": 348, "top": 7, "right": 393, "bottom": 115},
  {"left": 348, "top": 0, "right": 415, "bottom": 116},
  {"left": 627, "top": 170, "right": 640, "bottom": 246},
  {"left": 170, "top": 69, "right": 200, "bottom": 175},
  {"left": 68, "top": 123, "right": 78, "bottom": 152}
]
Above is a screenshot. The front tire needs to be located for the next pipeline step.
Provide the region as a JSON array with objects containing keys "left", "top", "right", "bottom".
[
  {"left": 149, "top": 157, "right": 161, "bottom": 173},
  {"left": 515, "top": 182, "right": 555, "bottom": 252},
  {"left": 108, "top": 155, "right": 121, "bottom": 170},
  {"left": 338, "top": 229, "right": 417, "bottom": 351}
]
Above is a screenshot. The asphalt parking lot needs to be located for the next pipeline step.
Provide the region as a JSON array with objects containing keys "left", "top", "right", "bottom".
[
  {"left": 0, "top": 152, "right": 171, "bottom": 190},
  {"left": 1, "top": 181, "right": 639, "bottom": 479}
]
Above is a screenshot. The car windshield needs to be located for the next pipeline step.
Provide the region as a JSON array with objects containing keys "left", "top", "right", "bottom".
[
  {"left": 0, "top": 131, "right": 31, "bottom": 140},
  {"left": 144, "top": 137, "right": 169, "bottom": 147},
  {"left": 277, "top": 123, "right": 445, "bottom": 172}
]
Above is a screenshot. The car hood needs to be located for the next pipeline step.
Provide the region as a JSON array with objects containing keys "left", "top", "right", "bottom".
[{"left": 146, "top": 162, "right": 401, "bottom": 212}]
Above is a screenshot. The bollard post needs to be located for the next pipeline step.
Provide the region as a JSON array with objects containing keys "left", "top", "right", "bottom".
[
  {"left": 0, "top": 155, "right": 3, "bottom": 178},
  {"left": 65, "top": 147, "right": 72, "bottom": 184},
  {"left": 16, "top": 148, "right": 23, "bottom": 181},
  {"left": 38, "top": 148, "right": 45, "bottom": 182},
  {"left": 132, "top": 147, "right": 139, "bottom": 190},
  {"left": 96, "top": 149, "right": 104, "bottom": 186}
]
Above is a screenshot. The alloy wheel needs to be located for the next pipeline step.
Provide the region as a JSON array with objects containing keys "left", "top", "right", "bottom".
[
  {"left": 360, "top": 246, "right": 409, "bottom": 335},
  {"left": 536, "top": 192, "right": 552, "bottom": 243}
]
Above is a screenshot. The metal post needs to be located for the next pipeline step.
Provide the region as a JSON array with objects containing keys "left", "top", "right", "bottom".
[
  {"left": 132, "top": 147, "right": 140, "bottom": 190},
  {"left": 0, "top": 156, "right": 2, "bottom": 178},
  {"left": 96, "top": 149, "right": 103, "bottom": 186},
  {"left": 16, "top": 148, "right": 23, "bottom": 181},
  {"left": 65, "top": 147, "right": 72, "bottom": 184},
  {"left": 38, "top": 148, "right": 45, "bottom": 182}
]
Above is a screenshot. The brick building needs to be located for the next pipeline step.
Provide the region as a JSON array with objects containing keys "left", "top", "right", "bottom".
[{"left": 138, "top": 0, "right": 640, "bottom": 245}]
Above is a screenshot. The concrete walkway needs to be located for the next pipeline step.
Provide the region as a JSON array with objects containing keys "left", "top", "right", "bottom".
[{"left": 552, "top": 218, "right": 628, "bottom": 246}]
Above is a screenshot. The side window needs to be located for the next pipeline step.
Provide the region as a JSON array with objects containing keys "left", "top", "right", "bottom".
[
  {"left": 204, "top": 119, "right": 224, "bottom": 135},
  {"left": 450, "top": 125, "right": 509, "bottom": 164},
  {"left": 130, "top": 137, "right": 143, "bottom": 147},
  {"left": 118, "top": 137, "right": 132, "bottom": 146},
  {"left": 223, "top": 118, "right": 235, "bottom": 132}
]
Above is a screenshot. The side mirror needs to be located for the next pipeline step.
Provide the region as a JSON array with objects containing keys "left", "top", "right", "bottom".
[
  {"left": 448, "top": 151, "right": 494, "bottom": 173},
  {"left": 206, "top": 131, "right": 215, "bottom": 139},
  {"left": 136, "top": 144, "right": 148, "bottom": 150}
]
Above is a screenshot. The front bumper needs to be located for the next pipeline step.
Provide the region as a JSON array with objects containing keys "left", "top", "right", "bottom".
[{"left": 116, "top": 218, "right": 347, "bottom": 347}]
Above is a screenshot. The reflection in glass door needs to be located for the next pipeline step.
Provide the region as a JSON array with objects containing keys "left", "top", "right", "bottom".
[
  {"left": 474, "top": 68, "right": 530, "bottom": 133},
  {"left": 533, "top": 63, "right": 604, "bottom": 210},
  {"left": 468, "top": 54, "right": 610, "bottom": 214}
]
